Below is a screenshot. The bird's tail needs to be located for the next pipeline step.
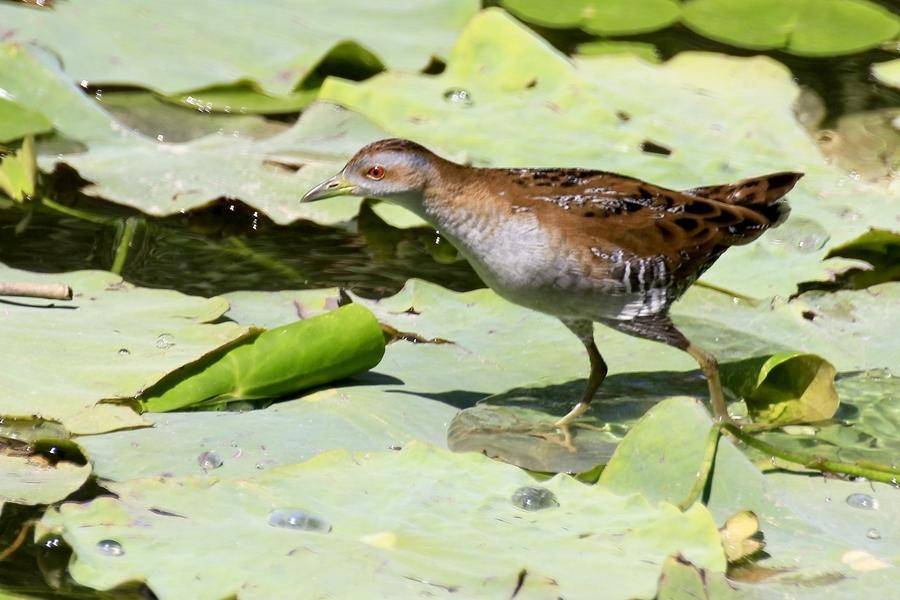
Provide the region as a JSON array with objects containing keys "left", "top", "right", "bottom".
[{"left": 685, "top": 171, "right": 803, "bottom": 245}]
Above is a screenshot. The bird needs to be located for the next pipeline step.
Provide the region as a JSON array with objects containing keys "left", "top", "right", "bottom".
[{"left": 303, "top": 138, "right": 802, "bottom": 435}]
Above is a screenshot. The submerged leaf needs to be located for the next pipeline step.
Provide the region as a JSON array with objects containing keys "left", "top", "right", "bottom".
[
  {"left": 872, "top": 58, "right": 900, "bottom": 89},
  {"left": 721, "top": 353, "right": 839, "bottom": 425},
  {"left": 0, "top": 448, "right": 89, "bottom": 508},
  {"left": 141, "top": 304, "right": 385, "bottom": 412}
]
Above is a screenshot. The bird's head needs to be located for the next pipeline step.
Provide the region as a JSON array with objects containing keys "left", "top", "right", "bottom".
[{"left": 302, "top": 139, "right": 440, "bottom": 205}]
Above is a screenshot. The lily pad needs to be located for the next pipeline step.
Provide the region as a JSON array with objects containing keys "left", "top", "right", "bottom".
[
  {"left": 575, "top": 40, "right": 662, "bottom": 62},
  {"left": 503, "top": 0, "right": 680, "bottom": 35},
  {"left": 319, "top": 9, "right": 899, "bottom": 298},
  {"left": 0, "top": 44, "right": 392, "bottom": 225},
  {"left": 596, "top": 396, "right": 900, "bottom": 597},
  {"left": 0, "top": 135, "right": 35, "bottom": 202},
  {"left": 872, "top": 58, "right": 900, "bottom": 89},
  {"left": 38, "top": 444, "right": 726, "bottom": 599},
  {"left": 161, "top": 84, "right": 318, "bottom": 116},
  {"left": 0, "top": 263, "right": 248, "bottom": 434},
  {"left": 0, "top": 98, "right": 51, "bottom": 143},
  {"left": 0, "top": 0, "right": 479, "bottom": 95},
  {"left": 682, "top": 0, "right": 900, "bottom": 56},
  {"left": 720, "top": 353, "right": 838, "bottom": 425},
  {"left": 0, "top": 450, "right": 89, "bottom": 507}
]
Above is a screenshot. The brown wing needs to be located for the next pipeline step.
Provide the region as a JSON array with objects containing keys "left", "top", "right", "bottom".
[{"left": 505, "top": 168, "right": 802, "bottom": 295}]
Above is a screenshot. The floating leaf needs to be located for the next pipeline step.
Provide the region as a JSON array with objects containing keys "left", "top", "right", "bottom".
[
  {"left": 720, "top": 353, "right": 838, "bottom": 425},
  {"left": 816, "top": 108, "right": 900, "bottom": 185},
  {"left": 656, "top": 555, "right": 736, "bottom": 600},
  {"left": 320, "top": 9, "right": 898, "bottom": 297},
  {"left": 38, "top": 444, "right": 726, "bottom": 599},
  {"left": 141, "top": 304, "right": 385, "bottom": 412},
  {"left": 503, "top": 0, "right": 680, "bottom": 35},
  {"left": 575, "top": 40, "right": 662, "bottom": 62},
  {"left": 0, "top": 43, "right": 392, "bottom": 225},
  {"left": 0, "top": 0, "right": 479, "bottom": 95},
  {"left": 0, "top": 98, "right": 51, "bottom": 143},
  {"left": 682, "top": 0, "right": 900, "bottom": 56},
  {"left": 872, "top": 58, "right": 900, "bottom": 89},
  {"left": 0, "top": 263, "right": 248, "bottom": 434},
  {"left": 0, "top": 449, "right": 89, "bottom": 508},
  {"left": 160, "top": 84, "right": 318, "bottom": 115},
  {"left": 719, "top": 510, "right": 763, "bottom": 562},
  {"left": 0, "top": 135, "right": 35, "bottom": 202},
  {"left": 824, "top": 228, "right": 900, "bottom": 288}
]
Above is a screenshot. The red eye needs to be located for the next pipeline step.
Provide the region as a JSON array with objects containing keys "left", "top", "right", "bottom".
[{"left": 366, "top": 165, "right": 385, "bottom": 180}]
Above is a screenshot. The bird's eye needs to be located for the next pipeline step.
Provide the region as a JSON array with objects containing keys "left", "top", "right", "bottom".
[{"left": 366, "top": 165, "right": 385, "bottom": 180}]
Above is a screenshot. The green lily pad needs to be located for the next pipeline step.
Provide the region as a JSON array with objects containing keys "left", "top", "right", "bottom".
[
  {"left": 575, "top": 40, "right": 662, "bottom": 62},
  {"left": 720, "top": 353, "right": 838, "bottom": 425},
  {"left": 0, "top": 44, "right": 392, "bottom": 225},
  {"left": 141, "top": 304, "right": 385, "bottom": 412},
  {"left": 0, "top": 0, "right": 479, "bottom": 95},
  {"left": 596, "top": 396, "right": 900, "bottom": 597},
  {"left": 160, "top": 83, "right": 319, "bottom": 116},
  {"left": 682, "top": 0, "right": 900, "bottom": 56},
  {"left": 98, "top": 91, "right": 289, "bottom": 143},
  {"left": 816, "top": 108, "right": 900, "bottom": 185},
  {"left": 319, "top": 9, "right": 898, "bottom": 298},
  {"left": 503, "top": 0, "right": 680, "bottom": 35},
  {"left": 0, "top": 135, "right": 35, "bottom": 202},
  {"left": 0, "top": 450, "right": 89, "bottom": 507},
  {"left": 0, "top": 263, "right": 248, "bottom": 434},
  {"left": 0, "top": 98, "right": 51, "bottom": 143},
  {"left": 872, "top": 58, "right": 900, "bottom": 89},
  {"left": 38, "top": 444, "right": 725, "bottom": 599},
  {"left": 656, "top": 555, "right": 735, "bottom": 600}
]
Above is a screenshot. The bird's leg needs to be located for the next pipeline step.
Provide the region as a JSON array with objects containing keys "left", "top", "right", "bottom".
[
  {"left": 614, "top": 315, "right": 732, "bottom": 423},
  {"left": 684, "top": 342, "right": 729, "bottom": 423},
  {"left": 555, "top": 319, "right": 607, "bottom": 431}
]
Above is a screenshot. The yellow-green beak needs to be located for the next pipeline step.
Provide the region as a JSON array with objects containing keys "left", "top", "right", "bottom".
[{"left": 301, "top": 174, "right": 356, "bottom": 202}]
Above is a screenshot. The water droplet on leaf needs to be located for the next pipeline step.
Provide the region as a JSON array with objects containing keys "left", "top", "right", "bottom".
[
  {"left": 96, "top": 539, "right": 124, "bottom": 556},
  {"left": 443, "top": 88, "right": 473, "bottom": 107},
  {"left": 117, "top": 348, "right": 130, "bottom": 356},
  {"left": 155, "top": 333, "right": 175, "bottom": 349},
  {"left": 267, "top": 508, "right": 331, "bottom": 532},
  {"left": 867, "top": 528, "right": 881, "bottom": 540},
  {"left": 511, "top": 486, "right": 558, "bottom": 511},
  {"left": 197, "top": 451, "right": 223, "bottom": 471},
  {"left": 846, "top": 493, "right": 878, "bottom": 510}
]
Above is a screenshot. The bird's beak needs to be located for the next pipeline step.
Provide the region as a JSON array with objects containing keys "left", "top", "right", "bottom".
[{"left": 302, "top": 174, "right": 356, "bottom": 203}]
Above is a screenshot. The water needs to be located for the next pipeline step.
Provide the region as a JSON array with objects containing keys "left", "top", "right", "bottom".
[
  {"left": 155, "top": 333, "right": 175, "bottom": 349},
  {"left": 510, "top": 486, "right": 559, "bottom": 511},
  {"left": 845, "top": 493, "right": 879, "bottom": 510},
  {"left": 95, "top": 540, "right": 124, "bottom": 557},
  {"left": 197, "top": 450, "right": 224, "bottom": 471},
  {"left": 267, "top": 508, "right": 332, "bottom": 532}
]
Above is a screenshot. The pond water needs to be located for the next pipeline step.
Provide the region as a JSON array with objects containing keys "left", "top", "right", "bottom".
[{"left": 0, "top": 12, "right": 898, "bottom": 600}]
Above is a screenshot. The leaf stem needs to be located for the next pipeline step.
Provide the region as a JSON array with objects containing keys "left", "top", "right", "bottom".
[
  {"left": 721, "top": 423, "right": 900, "bottom": 484},
  {"left": 693, "top": 280, "right": 756, "bottom": 302},
  {"left": 678, "top": 423, "right": 722, "bottom": 510},
  {"left": 39, "top": 197, "right": 113, "bottom": 226},
  {"left": 111, "top": 217, "right": 140, "bottom": 275}
]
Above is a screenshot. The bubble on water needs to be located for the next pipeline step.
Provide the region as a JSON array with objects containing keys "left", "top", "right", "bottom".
[
  {"left": 511, "top": 486, "right": 558, "bottom": 511},
  {"left": 197, "top": 451, "right": 223, "bottom": 471},
  {"left": 155, "top": 333, "right": 175, "bottom": 349},
  {"left": 267, "top": 508, "right": 331, "bottom": 532},
  {"left": 443, "top": 88, "right": 473, "bottom": 107},
  {"left": 96, "top": 539, "right": 124, "bottom": 556},
  {"left": 867, "top": 528, "right": 881, "bottom": 540},
  {"left": 117, "top": 348, "right": 130, "bottom": 356},
  {"left": 846, "top": 493, "right": 878, "bottom": 510}
]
